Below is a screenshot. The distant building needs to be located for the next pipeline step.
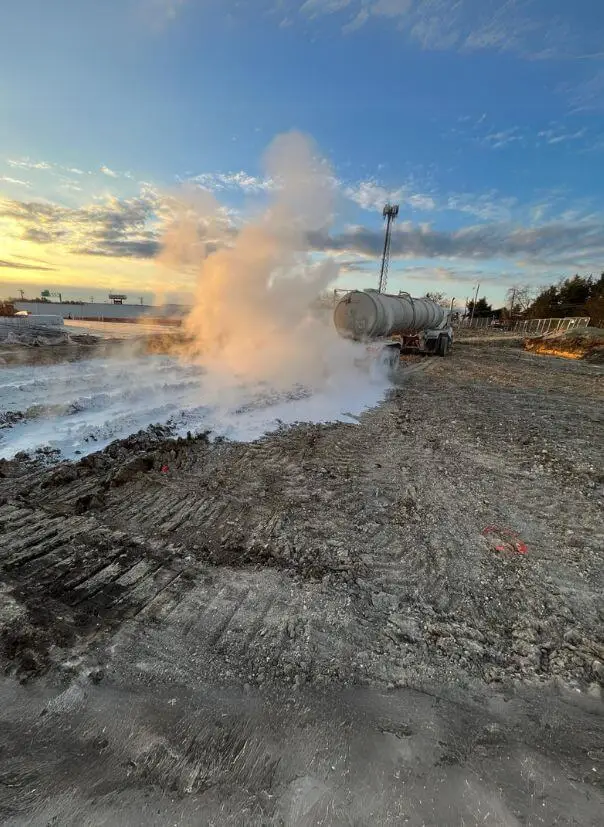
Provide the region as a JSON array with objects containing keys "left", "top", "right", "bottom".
[{"left": 13, "top": 301, "right": 188, "bottom": 324}]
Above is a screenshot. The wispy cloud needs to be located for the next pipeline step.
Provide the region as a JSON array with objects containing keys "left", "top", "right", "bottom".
[
  {"left": 138, "top": 0, "right": 604, "bottom": 62},
  {"left": 191, "top": 171, "right": 275, "bottom": 194},
  {"left": 345, "top": 180, "right": 399, "bottom": 211},
  {"left": 481, "top": 127, "right": 524, "bottom": 150},
  {"left": 407, "top": 192, "right": 435, "bottom": 211},
  {"left": 454, "top": 118, "right": 597, "bottom": 153},
  {"left": 58, "top": 180, "right": 84, "bottom": 193},
  {"left": 0, "top": 176, "right": 31, "bottom": 188},
  {"left": 345, "top": 178, "right": 519, "bottom": 222},
  {"left": 560, "top": 69, "right": 604, "bottom": 113},
  {"left": 537, "top": 126, "right": 587, "bottom": 145},
  {"left": 0, "top": 258, "right": 55, "bottom": 271},
  {"left": 445, "top": 192, "right": 517, "bottom": 222},
  {"left": 345, "top": 178, "right": 435, "bottom": 212},
  {"left": 5, "top": 156, "right": 135, "bottom": 183},
  {"left": 296, "top": 0, "right": 604, "bottom": 60},
  {"left": 8, "top": 158, "right": 53, "bottom": 171}
]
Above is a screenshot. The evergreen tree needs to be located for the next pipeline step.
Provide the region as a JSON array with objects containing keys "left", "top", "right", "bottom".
[{"left": 467, "top": 297, "right": 493, "bottom": 317}]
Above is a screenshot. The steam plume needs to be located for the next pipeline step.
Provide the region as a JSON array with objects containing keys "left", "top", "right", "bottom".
[{"left": 160, "top": 132, "right": 343, "bottom": 389}]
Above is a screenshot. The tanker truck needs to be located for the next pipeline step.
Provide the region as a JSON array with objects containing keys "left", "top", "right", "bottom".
[{"left": 333, "top": 289, "right": 452, "bottom": 374}]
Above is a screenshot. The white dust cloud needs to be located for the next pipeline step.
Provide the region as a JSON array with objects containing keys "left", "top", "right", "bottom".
[
  {"left": 0, "top": 133, "right": 392, "bottom": 462},
  {"left": 159, "top": 131, "right": 347, "bottom": 390}
]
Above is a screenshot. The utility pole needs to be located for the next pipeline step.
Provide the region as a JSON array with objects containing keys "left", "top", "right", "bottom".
[
  {"left": 469, "top": 283, "right": 480, "bottom": 327},
  {"left": 378, "top": 203, "right": 399, "bottom": 294}
]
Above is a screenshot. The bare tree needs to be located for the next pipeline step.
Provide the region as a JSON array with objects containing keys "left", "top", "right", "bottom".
[
  {"left": 506, "top": 285, "right": 534, "bottom": 315},
  {"left": 424, "top": 291, "right": 449, "bottom": 307}
]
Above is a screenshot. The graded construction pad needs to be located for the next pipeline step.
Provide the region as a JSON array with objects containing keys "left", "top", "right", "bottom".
[{"left": 0, "top": 341, "right": 602, "bottom": 824}]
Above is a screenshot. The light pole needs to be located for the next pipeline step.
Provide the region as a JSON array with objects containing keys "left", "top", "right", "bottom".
[
  {"left": 469, "top": 283, "right": 480, "bottom": 326},
  {"left": 378, "top": 204, "right": 399, "bottom": 294}
]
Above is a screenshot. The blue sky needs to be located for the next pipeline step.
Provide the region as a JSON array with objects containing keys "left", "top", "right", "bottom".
[{"left": 1, "top": 0, "right": 603, "bottom": 306}]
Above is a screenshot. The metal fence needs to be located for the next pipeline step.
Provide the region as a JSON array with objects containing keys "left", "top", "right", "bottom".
[
  {"left": 455, "top": 315, "right": 591, "bottom": 334},
  {"left": 510, "top": 317, "right": 590, "bottom": 335},
  {"left": 455, "top": 316, "right": 497, "bottom": 330}
]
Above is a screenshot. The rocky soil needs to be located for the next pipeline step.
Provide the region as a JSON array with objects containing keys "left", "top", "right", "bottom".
[
  {"left": 524, "top": 326, "right": 604, "bottom": 363},
  {"left": 0, "top": 340, "right": 602, "bottom": 824}
]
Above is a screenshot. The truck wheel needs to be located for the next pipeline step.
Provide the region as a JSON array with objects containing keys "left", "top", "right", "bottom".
[{"left": 437, "top": 335, "right": 450, "bottom": 357}]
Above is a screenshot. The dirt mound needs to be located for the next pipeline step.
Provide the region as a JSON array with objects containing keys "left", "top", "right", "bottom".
[
  {"left": 524, "top": 326, "right": 604, "bottom": 361},
  {"left": 143, "top": 330, "right": 190, "bottom": 356},
  {"left": 0, "top": 326, "right": 69, "bottom": 346}
]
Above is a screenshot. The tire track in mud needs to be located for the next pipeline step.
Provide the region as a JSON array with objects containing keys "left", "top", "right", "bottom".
[
  {"left": 0, "top": 345, "right": 602, "bottom": 690},
  {"left": 0, "top": 499, "right": 199, "bottom": 679}
]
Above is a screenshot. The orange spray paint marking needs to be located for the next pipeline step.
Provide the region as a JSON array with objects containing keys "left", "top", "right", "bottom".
[{"left": 482, "top": 525, "right": 528, "bottom": 555}]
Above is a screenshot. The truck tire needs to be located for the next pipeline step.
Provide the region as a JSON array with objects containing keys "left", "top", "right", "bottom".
[{"left": 436, "top": 335, "right": 450, "bottom": 357}]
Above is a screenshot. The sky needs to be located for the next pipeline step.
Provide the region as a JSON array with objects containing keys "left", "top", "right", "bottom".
[{"left": 1, "top": 0, "right": 604, "bottom": 308}]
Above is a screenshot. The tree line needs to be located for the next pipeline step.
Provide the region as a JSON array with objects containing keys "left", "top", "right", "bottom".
[{"left": 427, "top": 273, "right": 604, "bottom": 325}]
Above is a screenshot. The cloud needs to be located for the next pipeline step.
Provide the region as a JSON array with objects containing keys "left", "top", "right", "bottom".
[
  {"left": 309, "top": 217, "right": 604, "bottom": 269},
  {"left": 455, "top": 118, "right": 597, "bottom": 154},
  {"left": 445, "top": 192, "right": 517, "bottom": 222},
  {"left": 0, "top": 176, "right": 31, "bottom": 188},
  {"left": 0, "top": 186, "right": 235, "bottom": 264},
  {"left": 345, "top": 180, "right": 398, "bottom": 211},
  {"left": 3, "top": 179, "right": 602, "bottom": 280},
  {"left": 345, "top": 178, "right": 435, "bottom": 212},
  {"left": 537, "top": 126, "right": 587, "bottom": 145},
  {"left": 300, "top": 0, "right": 353, "bottom": 14},
  {"left": 5, "top": 156, "right": 134, "bottom": 182},
  {"left": 0, "top": 192, "right": 162, "bottom": 259},
  {"left": 395, "top": 264, "right": 535, "bottom": 290},
  {"left": 342, "top": 9, "right": 369, "bottom": 33},
  {"left": 59, "top": 180, "right": 84, "bottom": 193},
  {"left": 561, "top": 69, "right": 604, "bottom": 113},
  {"left": 0, "top": 258, "right": 55, "bottom": 271},
  {"left": 407, "top": 193, "right": 435, "bottom": 211},
  {"left": 7, "top": 158, "right": 53, "bottom": 171},
  {"left": 296, "top": 0, "right": 603, "bottom": 60},
  {"left": 79, "top": 239, "right": 161, "bottom": 258},
  {"left": 136, "top": 0, "right": 604, "bottom": 62},
  {"left": 191, "top": 171, "right": 275, "bottom": 194},
  {"left": 481, "top": 127, "right": 524, "bottom": 150}
]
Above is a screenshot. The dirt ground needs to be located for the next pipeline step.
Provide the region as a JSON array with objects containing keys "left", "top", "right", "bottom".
[
  {"left": 0, "top": 340, "right": 602, "bottom": 824},
  {"left": 523, "top": 326, "right": 604, "bottom": 363}
]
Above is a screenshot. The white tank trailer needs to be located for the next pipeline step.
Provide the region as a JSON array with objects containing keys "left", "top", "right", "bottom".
[{"left": 333, "top": 289, "right": 453, "bottom": 373}]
